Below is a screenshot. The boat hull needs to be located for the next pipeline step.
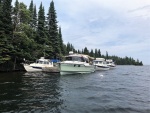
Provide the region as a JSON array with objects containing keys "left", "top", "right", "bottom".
[
  {"left": 23, "top": 64, "right": 42, "bottom": 72},
  {"left": 95, "top": 65, "right": 110, "bottom": 71},
  {"left": 107, "top": 64, "right": 116, "bottom": 69},
  {"left": 59, "top": 63, "right": 95, "bottom": 75}
]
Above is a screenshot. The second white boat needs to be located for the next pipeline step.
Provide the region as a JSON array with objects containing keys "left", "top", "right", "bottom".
[{"left": 93, "top": 58, "right": 110, "bottom": 71}]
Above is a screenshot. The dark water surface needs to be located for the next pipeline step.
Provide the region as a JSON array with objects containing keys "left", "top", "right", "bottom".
[{"left": 0, "top": 66, "right": 150, "bottom": 113}]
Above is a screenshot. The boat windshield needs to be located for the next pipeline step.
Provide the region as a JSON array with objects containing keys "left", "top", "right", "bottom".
[
  {"left": 44, "top": 61, "right": 49, "bottom": 64},
  {"left": 98, "top": 61, "right": 102, "bottom": 63},
  {"left": 94, "top": 61, "right": 98, "bottom": 64},
  {"left": 65, "top": 56, "right": 87, "bottom": 62},
  {"left": 107, "top": 62, "right": 112, "bottom": 64},
  {"left": 36, "top": 60, "right": 49, "bottom": 64},
  {"left": 36, "top": 60, "right": 43, "bottom": 64},
  {"left": 103, "top": 61, "right": 107, "bottom": 64}
]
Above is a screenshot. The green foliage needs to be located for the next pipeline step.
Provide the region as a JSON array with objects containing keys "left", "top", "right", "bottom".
[
  {"left": 0, "top": 0, "right": 13, "bottom": 64},
  {"left": 12, "top": 0, "right": 19, "bottom": 32},
  {"left": 94, "top": 49, "right": 98, "bottom": 58},
  {"left": 0, "top": 33, "right": 12, "bottom": 64},
  {"left": 83, "top": 47, "right": 89, "bottom": 55},
  {"left": 58, "top": 27, "right": 65, "bottom": 55},
  {"left": 19, "top": 2, "right": 30, "bottom": 24},
  {"left": 66, "top": 42, "right": 76, "bottom": 54},
  {"left": 89, "top": 49, "right": 94, "bottom": 57},
  {"left": 2, "top": 0, "right": 13, "bottom": 38},
  {"left": 98, "top": 49, "right": 101, "bottom": 57},
  {"left": 29, "top": 0, "right": 33, "bottom": 19},
  {"left": 36, "top": 3, "right": 46, "bottom": 44},
  {"left": 103, "top": 55, "right": 143, "bottom": 66},
  {"left": 33, "top": 5, "right": 37, "bottom": 29}
]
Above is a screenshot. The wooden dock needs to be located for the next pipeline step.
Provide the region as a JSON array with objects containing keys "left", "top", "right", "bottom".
[{"left": 42, "top": 66, "right": 59, "bottom": 73}]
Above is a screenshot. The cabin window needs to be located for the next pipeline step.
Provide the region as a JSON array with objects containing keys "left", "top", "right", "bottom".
[
  {"left": 83, "top": 57, "right": 89, "bottom": 63},
  {"left": 81, "top": 57, "right": 85, "bottom": 62},
  {"left": 44, "top": 61, "right": 49, "bottom": 64},
  {"left": 103, "top": 61, "right": 107, "bottom": 64},
  {"left": 94, "top": 61, "right": 99, "bottom": 64},
  {"left": 65, "top": 56, "right": 80, "bottom": 61},
  {"left": 39, "top": 61, "right": 43, "bottom": 64},
  {"left": 73, "top": 56, "right": 81, "bottom": 61},
  {"left": 65, "top": 57, "right": 72, "bottom": 61},
  {"left": 65, "top": 56, "right": 89, "bottom": 62},
  {"left": 99, "top": 61, "right": 103, "bottom": 64}
]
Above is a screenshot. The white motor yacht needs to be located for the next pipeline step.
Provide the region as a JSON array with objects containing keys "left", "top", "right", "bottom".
[
  {"left": 106, "top": 59, "right": 116, "bottom": 68},
  {"left": 23, "top": 57, "right": 54, "bottom": 72},
  {"left": 59, "top": 51, "right": 95, "bottom": 75},
  {"left": 93, "top": 58, "right": 110, "bottom": 71}
]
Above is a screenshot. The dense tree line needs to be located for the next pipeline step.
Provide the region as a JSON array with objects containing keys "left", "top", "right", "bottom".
[
  {"left": 0, "top": 0, "right": 143, "bottom": 71},
  {"left": 75, "top": 47, "right": 143, "bottom": 65}
]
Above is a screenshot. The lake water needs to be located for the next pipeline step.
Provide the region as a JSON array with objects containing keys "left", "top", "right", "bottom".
[{"left": 0, "top": 65, "right": 150, "bottom": 113}]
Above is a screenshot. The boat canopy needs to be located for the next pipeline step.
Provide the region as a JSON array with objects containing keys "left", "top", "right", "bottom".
[
  {"left": 106, "top": 59, "right": 113, "bottom": 62},
  {"left": 36, "top": 58, "right": 51, "bottom": 64},
  {"left": 95, "top": 58, "right": 105, "bottom": 61},
  {"left": 50, "top": 59, "right": 60, "bottom": 63},
  {"left": 65, "top": 55, "right": 89, "bottom": 63}
]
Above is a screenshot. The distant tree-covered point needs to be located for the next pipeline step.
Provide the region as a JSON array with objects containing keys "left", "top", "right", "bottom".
[{"left": 0, "top": 0, "right": 143, "bottom": 71}]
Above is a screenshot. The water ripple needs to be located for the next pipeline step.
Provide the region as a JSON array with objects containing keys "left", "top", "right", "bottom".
[{"left": 0, "top": 66, "right": 150, "bottom": 113}]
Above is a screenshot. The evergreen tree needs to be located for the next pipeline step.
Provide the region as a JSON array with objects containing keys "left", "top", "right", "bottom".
[
  {"left": 2, "top": 0, "right": 13, "bottom": 39},
  {"left": 47, "top": 0, "right": 60, "bottom": 58},
  {"left": 37, "top": 3, "right": 53, "bottom": 58},
  {"left": 19, "top": 3, "right": 30, "bottom": 24},
  {"left": 0, "top": 0, "right": 13, "bottom": 64},
  {"left": 70, "top": 44, "right": 74, "bottom": 51},
  {"left": 77, "top": 49, "right": 81, "bottom": 54},
  {"left": 106, "top": 51, "right": 108, "bottom": 59},
  {"left": 36, "top": 3, "right": 46, "bottom": 44},
  {"left": 0, "top": 0, "right": 3, "bottom": 29},
  {"left": 90, "top": 49, "right": 94, "bottom": 57},
  {"left": 58, "top": 27, "right": 64, "bottom": 55},
  {"left": 94, "top": 49, "right": 98, "bottom": 58},
  {"left": 12, "top": 0, "right": 37, "bottom": 62},
  {"left": 84, "top": 47, "right": 89, "bottom": 55},
  {"left": 29, "top": 0, "right": 34, "bottom": 27},
  {"left": 66, "top": 42, "right": 75, "bottom": 53},
  {"left": 0, "top": 30, "right": 10, "bottom": 64},
  {"left": 63, "top": 44, "right": 67, "bottom": 55},
  {"left": 12, "top": 0, "right": 19, "bottom": 32},
  {"left": 66, "top": 42, "right": 71, "bottom": 53},
  {"left": 98, "top": 49, "right": 101, "bottom": 57},
  {"left": 33, "top": 5, "right": 37, "bottom": 30},
  {"left": 81, "top": 49, "right": 84, "bottom": 54}
]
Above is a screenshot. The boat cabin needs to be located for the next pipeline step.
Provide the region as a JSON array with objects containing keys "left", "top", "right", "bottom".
[
  {"left": 93, "top": 58, "right": 107, "bottom": 65},
  {"left": 93, "top": 60, "right": 107, "bottom": 65},
  {"left": 65, "top": 55, "right": 89, "bottom": 63},
  {"left": 35, "top": 57, "right": 52, "bottom": 65},
  {"left": 106, "top": 59, "right": 113, "bottom": 64}
]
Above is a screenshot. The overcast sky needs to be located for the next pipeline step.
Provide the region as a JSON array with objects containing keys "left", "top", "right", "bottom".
[{"left": 12, "top": 0, "right": 150, "bottom": 65}]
